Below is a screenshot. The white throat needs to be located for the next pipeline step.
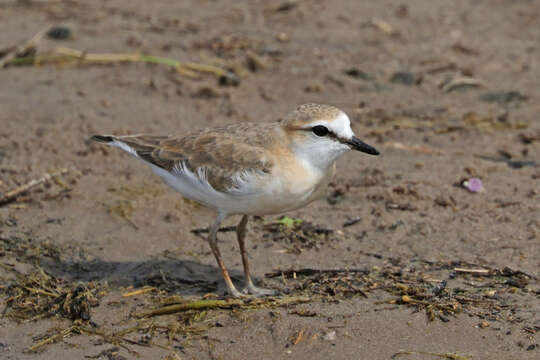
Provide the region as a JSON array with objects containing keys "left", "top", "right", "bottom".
[{"left": 293, "top": 138, "right": 350, "bottom": 173}]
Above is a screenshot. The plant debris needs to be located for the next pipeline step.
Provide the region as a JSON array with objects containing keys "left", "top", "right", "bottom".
[
  {"left": 342, "top": 217, "right": 362, "bottom": 228},
  {"left": 0, "top": 235, "right": 102, "bottom": 344},
  {"left": 262, "top": 218, "right": 339, "bottom": 251},
  {"left": 0, "top": 169, "right": 69, "bottom": 207},
  {"left": 1, "top": 230, "right": 538, "bottom": 354},
  {"left": 479, "top": 91, "right": 528, "bottom": 105},
  {"left": 440, "top": 76, "right": 482, "bottom": 92},
  {"left": 135, "top": 296, "right": 310, "bottom": 318},
  {"left": 1, "top": 248, "right": 103, "bottom": 322},
  {"left": 0, "top": 28, "right": 234, "bottom": 81},
  {"left": 391, "top": 350, "right": 472, "bottom": 360},
  {"left": 266, "top": 259, "right": 538, "bottom": 324}
]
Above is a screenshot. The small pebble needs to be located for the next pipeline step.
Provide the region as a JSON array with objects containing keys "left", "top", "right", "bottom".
[
  {"left": 218, "top": 73, "right": 240, "bottom": 87},
  {"left": 276, "top": 32, "right": 290, "bottom": 42},
  {"left": 390, "top": 71, "right": 421, "bottom": 86},
  {"left": 344, "top": 68, "right": 372, "bottom": 80},
  {"left": 323, "top": 330, "right": 336, "bottom": 341},
  {"left": 275, "top": 1, "right": 298, "bottom": 12},
  {"left": 47, "top": 25, "right": 72, "bottom": 40}
]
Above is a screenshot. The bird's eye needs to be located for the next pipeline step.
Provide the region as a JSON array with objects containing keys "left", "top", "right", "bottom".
[{"left": 312, "top": 125, "right": 329, "bottom": 137}]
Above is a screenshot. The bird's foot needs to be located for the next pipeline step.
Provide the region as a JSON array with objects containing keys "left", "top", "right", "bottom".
[
  {"left": 226, "top": 286, "right": 245, "bottom": 298},
  {"left": 242, "top": 284, "right": 278, "bottom": 297}
]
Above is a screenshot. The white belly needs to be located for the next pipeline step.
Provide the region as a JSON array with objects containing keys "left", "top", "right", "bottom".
[{"left": 150, "top": 161, "right": 334, "bottom": 216}]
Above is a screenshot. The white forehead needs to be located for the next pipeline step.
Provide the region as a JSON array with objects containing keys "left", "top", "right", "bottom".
[{"left": 307, "top": 112, "right": 354, "bottom": 139}]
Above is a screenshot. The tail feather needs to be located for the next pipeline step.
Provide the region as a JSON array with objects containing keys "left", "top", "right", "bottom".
[
  {"left": 91, "top": 134, "right": 176, "bottom": 169},
  {"left": 91, "top": 134, "right": 149, "bottom": 158},
  {"left": 91, "top": 134, "right": 115, "bottom": 143}
]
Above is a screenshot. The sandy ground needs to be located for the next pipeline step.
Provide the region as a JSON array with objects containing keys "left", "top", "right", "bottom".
[{"left": 0, "top": 0, "right": 539, "bottom": 359}]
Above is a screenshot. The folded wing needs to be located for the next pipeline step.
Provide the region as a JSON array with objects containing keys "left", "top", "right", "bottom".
[{"left": 91, "top": 125, "right": 274, "bottom": 198}]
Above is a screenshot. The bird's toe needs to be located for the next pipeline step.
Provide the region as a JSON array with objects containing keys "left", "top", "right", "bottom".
[{"left": 243, "top": 285, "right": 278, "bottom": 297}]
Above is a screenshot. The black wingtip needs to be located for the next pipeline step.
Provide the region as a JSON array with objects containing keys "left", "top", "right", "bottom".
[{"left": 91, "top": 135, "right": 114, "bottom": 143}]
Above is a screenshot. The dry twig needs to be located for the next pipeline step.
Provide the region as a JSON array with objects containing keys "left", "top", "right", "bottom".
[
  {"left": 3, "top": 45, "right": 234, "bottom": 80},
  {"left": 0, "top": 26, "right": 50, "bottom": 68},
  {"left": 0, "top": 168, "right": 68, "bottom": 206}
]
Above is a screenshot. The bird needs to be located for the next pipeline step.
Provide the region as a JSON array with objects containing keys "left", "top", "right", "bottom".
[{"left": 91, "top": 103, "right": 379, "bottom": 297}]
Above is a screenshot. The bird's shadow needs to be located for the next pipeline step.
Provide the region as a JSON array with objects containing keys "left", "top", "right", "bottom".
[{"left": 39, "top": 256, "right": 251, "bottom": 296}]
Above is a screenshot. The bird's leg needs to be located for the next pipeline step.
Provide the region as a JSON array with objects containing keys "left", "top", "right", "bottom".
[
  {"left": 208, "top": 213, "right": 242, "bottom": 297},
  {"left": 236, "top": 215, "right": 277, "bottom": 296}
]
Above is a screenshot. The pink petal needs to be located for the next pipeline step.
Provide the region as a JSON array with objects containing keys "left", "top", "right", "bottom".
[{"left": 463, "top": 177, "right": 484, "bottom": 193}]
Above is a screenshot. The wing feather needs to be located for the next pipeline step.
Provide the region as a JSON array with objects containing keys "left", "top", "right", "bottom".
[{"left": 93, "top": 123, "right": 276, "bottom": 194}]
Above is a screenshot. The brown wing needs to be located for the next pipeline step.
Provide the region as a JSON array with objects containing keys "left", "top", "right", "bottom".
[{"left": 105, "top": 123, "right": 276, "bottom": 192}]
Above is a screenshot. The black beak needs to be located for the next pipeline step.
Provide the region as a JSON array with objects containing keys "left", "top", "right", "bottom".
[{"left": 347, "top": 136, "right": 379, "bottom": 155}]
